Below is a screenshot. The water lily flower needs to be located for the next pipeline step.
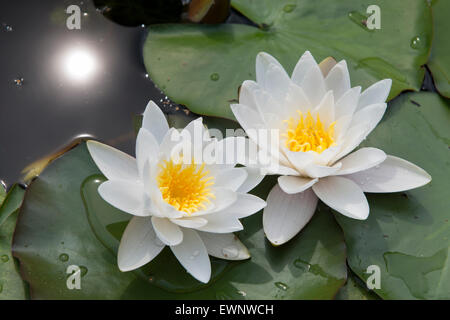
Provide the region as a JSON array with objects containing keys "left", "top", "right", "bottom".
[
  {"left": 231, "top": 51, "right": 431, "bottom": 246},
  {"left": 87, "top": 101, "right": 266, "bottom": 283}
]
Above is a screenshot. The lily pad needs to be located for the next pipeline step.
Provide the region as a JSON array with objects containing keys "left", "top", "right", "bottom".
[
  {"left": 12, "top": 142, "right": 347, "bottom": 299},
  {"left": 335, "top": 92, "right": 450, "bottom": 299},
  {"left": 144, "top": 0, "right": 432, "bottom": 119},
  {"left": 335, "top": 270, "right": 379, "bottom": 300},
  {"left": 427, "top": 0, "right": 450, "bottom": 97},
  {"left": 0, "top": 185, "right": 27, "bottom": 300}
]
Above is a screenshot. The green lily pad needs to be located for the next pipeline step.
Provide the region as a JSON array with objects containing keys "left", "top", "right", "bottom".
[
  {"left": 12, "top": 142, "right": 347, "bottom": 299},
  {"left": 0, "top": 185, "right": 26, "bottom": 227},
  {"left": 143, "top": 0, "right": 432, "bottom": 119},
  {"left": 0, "top": 184, "right": 5, "bottom": 205},
  {"left": 335, "top": 92, "right": 450, "bottom": 299},
  {"left": 427, "top": 0, "right": 450, "bottom": 97},
  {"left": 335, "top": 270, "right": 379, "bottom": 300},
  {"left": 0, "top": 185, "right": 27, "bottom": 300}
]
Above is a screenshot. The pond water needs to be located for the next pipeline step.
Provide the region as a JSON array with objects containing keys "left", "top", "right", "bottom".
[{"left": 0, "top": 0, "right": 168, "bottom": 187}]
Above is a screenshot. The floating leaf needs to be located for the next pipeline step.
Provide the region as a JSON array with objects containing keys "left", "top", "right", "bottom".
[
  {"left": 144, "top": 0, "right": 432, "bottom": 119},
  {"left": 336, "top": 92, "right": 450, "bottom": 299},
  {"left": 13, "top": 142, "right": 347, "bottom": 299},
  {"left": 335, "top": 270, "right": 379, "bottom": 300},
  {"left": 0, "top": 185, "right": 27, "bottom": 300},
  {"left": 427, "top": 0, "right": 450, "bottom": 97}
]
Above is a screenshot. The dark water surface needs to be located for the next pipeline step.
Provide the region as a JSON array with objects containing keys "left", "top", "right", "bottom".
[{"left": 0, "top": 0, "right": 166, "bottom": 187}]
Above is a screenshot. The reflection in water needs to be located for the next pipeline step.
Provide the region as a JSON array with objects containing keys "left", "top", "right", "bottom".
[
  {"left": 63, "top": 48, "right": 98, "bottom": 82},
  {"left": 0, "top": 0, "right": 167, "bottom": 186}
]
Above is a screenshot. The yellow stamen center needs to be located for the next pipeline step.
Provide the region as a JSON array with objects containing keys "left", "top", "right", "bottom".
[
  {"left": 283, "top": 110, "right": 336, "bottom": 153},
  {"left": 157, "top": 159, "right": 215, "bottom": 214}
]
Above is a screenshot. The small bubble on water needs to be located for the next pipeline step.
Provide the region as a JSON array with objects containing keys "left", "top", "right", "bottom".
[
  {"left": 14, "top": 78, "right": 24, "bottom": 86},
  {"left": 59, "top": 253, "right": 69, "bottom": 262}
]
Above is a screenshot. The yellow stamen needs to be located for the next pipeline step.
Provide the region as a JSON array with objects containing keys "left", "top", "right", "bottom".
[
  {"left": 157, "top": 158, "right": 215, "bottom": 215},
  {"left": 283, "top": 110, "right": 336, "bottom": 153}
]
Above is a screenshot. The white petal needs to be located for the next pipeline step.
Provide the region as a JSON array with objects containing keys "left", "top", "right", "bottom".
[
  {"left": 198, "top": 232, "right": 250, "bottom": 260},
  {"left": 314, "top": 90, "right": 335, "bottom": 126},
  {"left": 350, "top": 103, "right": 387, "bottom": 136},
  {"left": 136, "top": 128, "right": 160, "bottom": 177},
  {"left": 196, "top": 214, "right": 243, "bottom": 233},
  {"left": 334, "top": 86, "right": 361, "bottom": 119},
  {"left": 300, "top": 64, "right": 326, "bottom": 106},
  {"left": 291, "top": 51, "right": 318, "bottom": 85},
  {"left": 256, "top": 52, "right": 287, "bottom": 87},
  {"left": 312, "top": 176, "right": 369, "bottom": 220},
  {"left": 98, "top": 180, "right": 149, "bottom": 216},
  {"left": 190, "top": 187, "right": 237, "bottom": 216},
  {"left": 239, "top": 80, "right": 260, "bottom": 110},
  {"left": 318, "top": 57, "right": 337, "bottom": 77},
  {"left": 283, "top": 149, "right": 315, "bottom": 173},
  {"left": 332, "top": 123, "right": 370, "bottom": 162},
  {"left": 335, "top": 148, "right": 386, "bottom": 175},
  {"left": 118, "top": 217, "right": 164, "bottom": 271},
  {"left": 303, "top": 162, "right": 342, "bottom": 178},
  {"left": 87, "top": 140, "right": 139, "bottom": 182},
  {"left": 159, "top": 128, "right": 184, "bottom": 160},
  {"left": 236, "top": 167, "right": 265, "bottom": 193},
  {"left": 170, "top": 228, "right": 211, "bottom": 283},
  {"left": 214, "top": 168, "right": 248, "bottom": 191},
  {"left": 346, "top": 155, "right": 431, "bottom": 193},
  {"left": 170, "top": 217, "right": 208, "bottom": 229},
  {"left": 324, "top": 60, "right": 351, "bottom": 101},
  {"left": 152, "top": 216, "right": 183, "bottom": 246},
  {"left": 278, "top": 176, "right": 318, "bottom": 194},
  {"left": 230, "top": 104, "right": 265, "bottom": 143},
  {"left": 142, "top": 100, "right": 170, "bottom": 144},
  {"left": 284, "top": 82, "right": 312, "bottom": 115},
  {"left": 356, "top": 79, "right": 392, "bottom": 112},
  {"left": 263, "top": 64, "right": 291, "bottom": 101},
  {"left": 263, "top": 184, "right": 318, "bottom": 245},
  {"left": 212, "top": 193, "right": 266, "bottom": 219}
]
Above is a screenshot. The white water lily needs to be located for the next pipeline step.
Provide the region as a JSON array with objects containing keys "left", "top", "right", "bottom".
[
  {"left": 231, "top": 51, "right": 431, "bottom": 246},
  {"left": 87, "top": 101, "right": 266, "bottom": 283}
]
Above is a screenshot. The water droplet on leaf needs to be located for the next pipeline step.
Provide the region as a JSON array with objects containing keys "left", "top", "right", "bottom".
[
  {"left": 222, "top": 246, "right": 238, "bottom": 258},
  {"left": 59, "top": 253, "right": 69, "bottom": 262},
  {"left": 1, "top": 255, "right": 9, "bottom": 263},
  {"left": 410, "top": 36, "right": 423, "bottom": 49},
  {"left": 210, "top": 73, "right": 220, "bottom": 81},
  {"left": 274, "top": 282, "right": 289, "bottom": 291},
  {"left": 283, "top": 4, "right": 296, "bottom": 13}
]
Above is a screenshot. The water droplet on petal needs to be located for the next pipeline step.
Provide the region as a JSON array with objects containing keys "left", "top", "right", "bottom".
[
  {"left": 222, "top": 246, "right": 239, "bottom": 258},
  {"left": 59, "top": 253, "right": 69, "bottom": 262}
]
